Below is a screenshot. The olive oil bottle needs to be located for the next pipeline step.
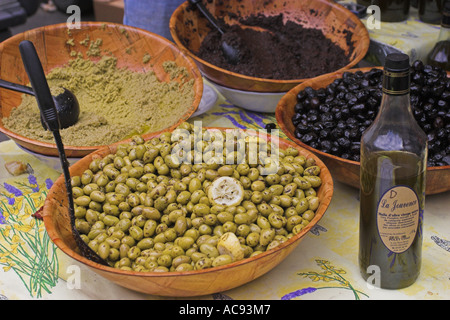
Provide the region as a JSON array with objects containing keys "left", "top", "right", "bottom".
[
  {"left": 359, "top": 53, "right": 427, "bottom": 289},
  {"left": 427, "top": 1, "right": 450, "bottom": 71}
]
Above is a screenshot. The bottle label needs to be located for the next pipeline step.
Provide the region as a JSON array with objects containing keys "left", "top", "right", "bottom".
[{"left": 376, "top": 186, "right": 420, "bottom": 253}]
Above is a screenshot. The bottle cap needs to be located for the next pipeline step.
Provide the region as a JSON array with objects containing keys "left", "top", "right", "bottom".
[{"left": 384, "top": 53, "right": 410, "bottom": 72}]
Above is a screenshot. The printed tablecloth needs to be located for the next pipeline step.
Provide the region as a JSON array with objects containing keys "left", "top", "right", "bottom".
[{"left": 0, "top": 90, "right": 448, "bottom": 300}]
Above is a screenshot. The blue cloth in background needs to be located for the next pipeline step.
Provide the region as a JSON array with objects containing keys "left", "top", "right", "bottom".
[{"left": 123, "top": 0, "right": 184, "bottom": 41}]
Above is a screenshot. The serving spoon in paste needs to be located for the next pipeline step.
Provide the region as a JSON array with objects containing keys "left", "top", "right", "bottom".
[{"left": 0, "top": 76, "right": 80, "bottom": 129}]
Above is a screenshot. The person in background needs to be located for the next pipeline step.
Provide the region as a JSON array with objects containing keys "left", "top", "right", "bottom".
[{"left": 123, "top": 0, "right": 184, "bottom": 41}]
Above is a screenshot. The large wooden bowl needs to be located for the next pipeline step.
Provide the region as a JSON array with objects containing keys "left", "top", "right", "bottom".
[
  {"left": 42, "top": 128, "right": 334, "bottom": 297},
  {"left": 276, "top": 68, "right": 450, "bottom": 195},
  {"left": 0, "top": 22, "right": 203, "bottom": 158},
  {"left": 169, "top": 0, "right": 369, "bottom": 93}
]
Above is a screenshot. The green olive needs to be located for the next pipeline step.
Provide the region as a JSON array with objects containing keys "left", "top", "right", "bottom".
[
  {"left": 195, "top": 257, "right": 212, "bottom": 270},
  {"left": 217, "top": 165, "right": 233, "bottom": 176},
  {"left": 212, "top": 254, "right": 233, "bottom": 267},
  {"left": 251, "top": 180, "right": 265, "bottom": 192},
  {"left": 259, "top": 228, "right": 275, "bottom": 246},
  {"left": 268, "top": 212, "right": 284, "bottom": 229},
  {"left": 246, "top": 232, "right": 260, "bottom": 247},
  {"left": 303, "top": 175, "right": 322, "bottom": 188},
  {"left": 302, "top": 210, "right": 315, "bottom": 221},
  {"left": 199, "top": 243, "right": 219, "bottom": 258}
]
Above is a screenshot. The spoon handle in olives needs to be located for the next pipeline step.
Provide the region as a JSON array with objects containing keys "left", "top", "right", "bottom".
[{"left": 18, "top": 40, "right": 109, "bottom": 266}]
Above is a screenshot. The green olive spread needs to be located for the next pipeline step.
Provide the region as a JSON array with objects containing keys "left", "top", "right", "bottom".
[{"left": 3, "top": 55, "right": 195, "bottom": 147}]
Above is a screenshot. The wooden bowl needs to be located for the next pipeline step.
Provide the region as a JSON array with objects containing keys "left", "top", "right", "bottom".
[
  {"left": 42, "top": 127, "right": 334, "bottom": 297},
  {"left": 0, "top": 22, "right": 203, "bottom": 158},
  {"left": 169, "top": 0, "right": 369, "bottom": 93},
  {"left": 276, "top": 68, "right": 450, "bottom": 195}
]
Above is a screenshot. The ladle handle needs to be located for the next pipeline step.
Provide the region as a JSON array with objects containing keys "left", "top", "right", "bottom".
[
  {"left": 189, "top": 0, "right": 225, "bottom": 34},
  {"left": 18, "top": 40, "right": 60, "bottom": 132},
  {"left": 0, "top": 79, "right": 35, "bottom": 96}
]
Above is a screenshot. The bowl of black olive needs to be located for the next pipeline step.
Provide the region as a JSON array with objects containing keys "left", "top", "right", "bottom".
[{"left": 276, "top": 61, "right": 450, "bottom": 195}]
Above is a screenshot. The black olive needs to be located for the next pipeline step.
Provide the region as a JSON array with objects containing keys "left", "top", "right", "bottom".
[
  {"left": 442, "top": 155, "right": 450, "bottom": 165},
  {"left": 302, "top": 132, "right": 317, "bottom": 143},
  {"left": 341, "top": 107, "right": 350, "bottom": 117},
  {"left": 412, "top": 60, "right": 424, "bottom": 71},
  {"left": 367, "top": 97, "right": 379, "bottom": 108},
  {"left": 316, "top": 88, "right": 326, "bottom": 101},
  {"left": 304, "top": 86, "right": 316, "bottom": 98},
  {"left": 306, "top": 113, "right": 318, "bottom": 122},
  {"left": 336, "top": 121, "right": 346, "bottom": 129},
  {"left": 297, "top": 90, "right": 306, "bottom": 100},
  {"left": 294, "top": 103, "right": 304, "bottom": 113},
  {"left": 337, "top": 137, "right": 351, "bottom": 148},
  {"left": 360, "top": 79, "right": 370, "bottom": 88},
  {"left": 331, "top": 128, "right": 344, "bottom": 139},
  {"left": 292, "top": 113, "right": 303, "bottom": 126},
  {"left": 437, "top": 99, "right": 447, "bottom": 109},
  {"left": 434, "top": 116, "right": 444, "bottom": 129},
  {"left": 310, "top": 97, "right": 321, "bottom": 109},
  {"left": 310, "top": 141, "right": 319, "bottom": 149},
  {"left": 355, "top": 89, "right": 369, "bottom": 102},
  {"left": 320, "top": 140, "right": 332, "bottom": 152},
  {"left": 265, "top": 123, "right": 277, "bottom": 131},
  {"left": 423, "top": 123, "right": 432, "bottom": 132},
  {"left": 422, "top": 86, "right": 431, "bottom": 97},
  {"left": 441, "top": 91, "right": 450, "bottom": 101},
  {"left": 432, "top": 84, "right": 445, "bottom": 97},
  {"left": 348, "top": 83, "right": 359, "bottom": 91},
  {"left": 351, "top": 104, "right": 366, "bottom": 113},
  {"left": 320, "top": 112, "right": 334, "bottom": 122},
  {"left": 326, "top": 86, "right": 335, "bottom": 96},
  {"left": 412, "top": 72, "right": 424, "bottom": 85},
  {"left": 319, "top": 103, "right": 331, "bottom": 113},
  {"left": 410, "top": 83, "right": 422, "bottom": 94},
  {"left": 296, "top": 123, "right": 310, "bottom": 134},
  {"left": 294, "top": 129, "right": 303, "bottom": 140}
]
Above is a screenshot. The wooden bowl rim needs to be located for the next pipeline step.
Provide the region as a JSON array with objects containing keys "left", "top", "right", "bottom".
[
  {"left": 169, "top": 0, "right": 370, "bottom": 90},
  {"left": 275, "top": 66, "right": 450, "bottom": 175},
  {"left": 43, "top": 127, "right": 334, "bottom": 279},
  {"left": 0, "top": 21, "right": 203, "bottom": 156}
]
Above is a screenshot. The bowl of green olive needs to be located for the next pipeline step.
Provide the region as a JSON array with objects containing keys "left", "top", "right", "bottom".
[{"left": 42, "top": 123, "right": 333, "bottom": 297}]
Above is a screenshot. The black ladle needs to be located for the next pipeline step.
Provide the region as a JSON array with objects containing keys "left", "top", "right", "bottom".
[
  {"left": 0, "top": 76, "right": 80, "bottom": 129},
  {"left": 189, "top": 0, "right": 241, "bottom": 65},
  {"left": 19, "top": 40, "right": 108, "bottom": 266}
]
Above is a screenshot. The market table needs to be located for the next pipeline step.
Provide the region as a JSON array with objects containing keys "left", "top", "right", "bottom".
[{"left": 0, "top": 87, "right": 448, "bottom": 300}]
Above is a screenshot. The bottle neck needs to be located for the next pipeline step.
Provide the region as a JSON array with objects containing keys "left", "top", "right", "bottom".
[
  {"left": 382, "top": 68, "right": 410, "bottom": 96},
  {"left": 378, "top": 68, "right": 413, "bottom": 118}
]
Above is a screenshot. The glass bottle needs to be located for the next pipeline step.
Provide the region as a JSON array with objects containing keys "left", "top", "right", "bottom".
[
  {"left": 427, "top": 1, "right": 450, "bottom": 70},
  {"left": 419, "top": 0, "right": 443, "bottom": 24},
  {"left": 359, "top": 53, "right": 427, "bottom": 289}
]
